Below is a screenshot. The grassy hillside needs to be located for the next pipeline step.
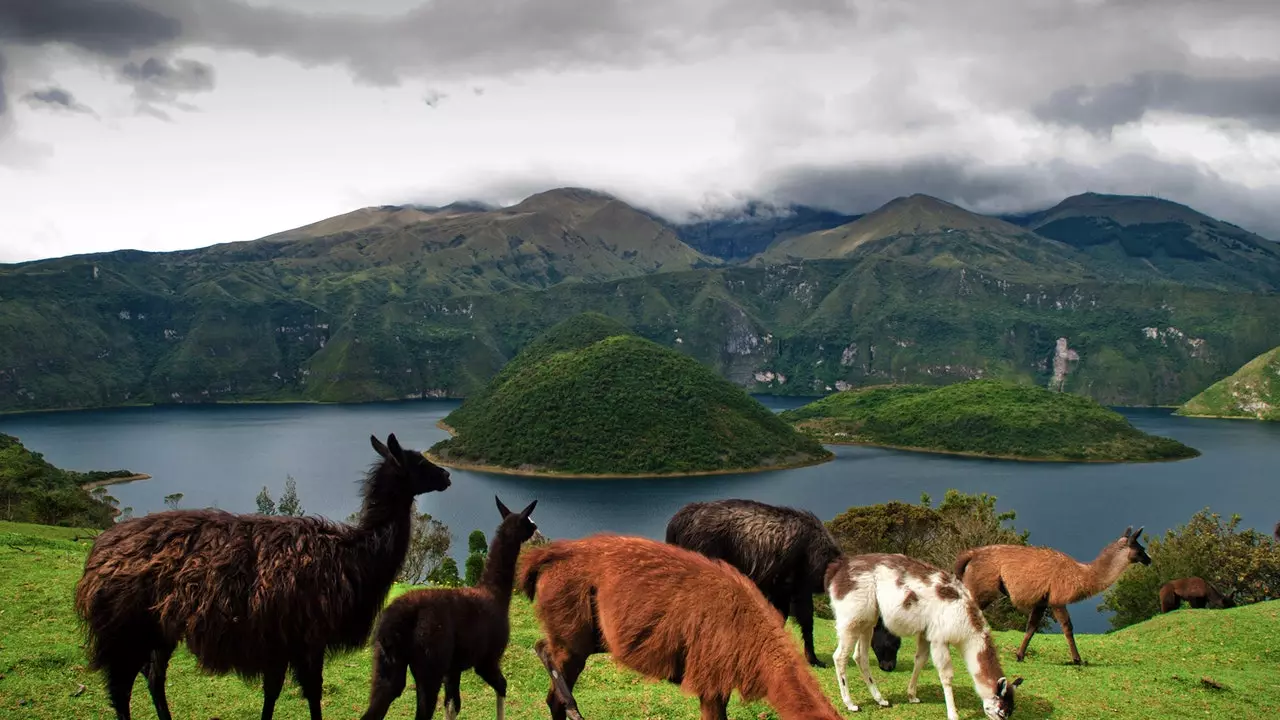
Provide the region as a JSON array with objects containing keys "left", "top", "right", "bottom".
[
  {"left": 780, "top": 380, "right": 1199, "bottom": 462},
  {"left": 1013, "top": 192, "right": 1280, "bottom": 292},
  {"left": 430, "top": 320, "right": 832, "bottom": 476},
  {"left": 1177, "top": 345, "right": 1280, "bottom": 421},
  {"left": 0, "top": 435, "right": 135, "bottom": 528},
  {"left": 1, "top": 524, "right": 1276, "bottom": 719}
]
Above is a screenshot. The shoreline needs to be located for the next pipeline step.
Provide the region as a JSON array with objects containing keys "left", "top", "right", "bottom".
[
  {"left": 80, "top": 473, "right": 152, "bottom": 490},
  {"left": 1173, "top": 410, "right": 1275, "bottom": 422},
  {"left": 428, "top": 421, "right": 834, "bottom": 479},
  {"left": 810, "top": 436, "right": 1198, "bottom": 464}
]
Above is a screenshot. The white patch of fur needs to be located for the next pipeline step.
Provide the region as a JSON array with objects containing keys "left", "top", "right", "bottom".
[{"left": 497, "top": 694, "right": 505, "bottom": 720}]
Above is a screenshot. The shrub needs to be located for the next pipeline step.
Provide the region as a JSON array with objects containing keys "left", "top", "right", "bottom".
[
  {"left": 465, "top": 552, "right": 486, "bottom": 586},
  {"left": 1099, "top": 509, "right": 1280, "bottom": 629},
  {"left": 429, "top": 557, "right": 462, "bottom": 587},
  {"left": 468, "top": 529, "right": 488, "bottom": 555}
]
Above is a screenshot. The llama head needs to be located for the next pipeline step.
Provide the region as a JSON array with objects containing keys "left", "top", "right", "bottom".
[
  {"left": 983, "top": 675, "right": 1023, "bottom": 719},
  {"left": 872, "top": 623, "right": 901, "bottom": 672},
  {"left": 495, "top": 495, "right": 541, "bottom": 544},
  {"left": 369, "top": 433, "right": 451, "bottom": 495},
  {"left": 1121, "top": 526, "right": 1151, "bottom": 565}
]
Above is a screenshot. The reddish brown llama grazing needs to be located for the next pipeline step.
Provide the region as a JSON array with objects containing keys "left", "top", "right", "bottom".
[
  {"left": 73, "top": 434, "right": 451, "bottom": 720},
  {"left": 953, "top": 526, "right": 1151, "bottom": 665},
  {"left": 827, "top": 553, "right": 1021, "bottom": 720},
  {"left": 360, "top": 496, "right": 540, "bottom": 720},
  {"left": 518, "top": 533, "right": 845, "bottom": 720},
  {"left": 1159, "top": 577, "right": 1234, "bottom": 613}
]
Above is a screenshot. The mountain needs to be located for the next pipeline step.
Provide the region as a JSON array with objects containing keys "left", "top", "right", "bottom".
[
  {"left": 1013, "top": 193, "right": 1280, "bottom": 292},
  {"left": 780, "top": 380, "right": 1199, "bottom": 462},
  {"left": 756, "top": 194, "right": 1095, "bottom": 280},
  {"left": 1176, "top": 345, "right": 1280, "bottom": 421},
  {"left": 672, "top": 202, "right": 859, "bottom": 261},
  {"left": 429, "top": 314, "right": 832, "bottom": 476}
]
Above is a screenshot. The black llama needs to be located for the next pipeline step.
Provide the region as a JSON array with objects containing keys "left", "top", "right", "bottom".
[
  {"left": 74, "top": 433, "right": 451, "bottom": 720},
  {"left": 666, "top": 498, "right": 901, "bottom": 670}
]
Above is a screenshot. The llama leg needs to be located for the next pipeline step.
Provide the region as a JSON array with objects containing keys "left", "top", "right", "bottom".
[
  {"left": 831, "top": 622, "right": 860, "bottom": 712},
  {"left": 1189, "top": 596, "right": 1208, "bottom": 609},
  {"left": 261, "top": 663, "right": 287, "bottom": 720},
  {"left": 792, "top": 591, "right": 824, "bottom": 667},
  {"left": 536, "top": 639, "right": 586, "bottom": 720},
  {"left": 408, "top": 663, "right": 444, "bottom": 720},
  {"left": 906, "top": 634, "right": 929, "bottom": 704},
  {"left": 474, "top": 660, "right": 508, "bottom": 720},
  {"left": 853, "top": 627, "right": 890, "bottom": 707},
  {"left": 144, "top": 644, "right": 175, "bottom": 720},
  {"left": 928, "top": 641, "right": 960, "bottom": 720},
  {"left": 698, "top": 694, "right": 729, "bottom": 720},
  {"left": 104, "top": 652, "right": 148, "bottom": 720},
  {"left": 1051, "top": 606, "right": 1083, "bottom": 665},
  {"left": 291, "top": 653, "right": 326, "bottom": 720},
  {"left": 1015, "top": 599, "right": 1048, "bottom": 662},
  {"left": 360, "top": 646, "right": 409, "bottom": 720},
  {"left": 443, "top": 671, "right": 462, "bottom": 720}
]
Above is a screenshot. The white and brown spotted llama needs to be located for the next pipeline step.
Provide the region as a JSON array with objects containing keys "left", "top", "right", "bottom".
[{"left": 826, "top": 553, "right": 1022, "bottom": 720}]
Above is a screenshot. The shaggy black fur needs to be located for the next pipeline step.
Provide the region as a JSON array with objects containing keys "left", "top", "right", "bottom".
[
  {"left": 73, "top": 433, "right": 451, "bottom": 720},
  {"left": 665, "top": 498, "right": 901, "bottom": 670},
  {"left": 360, "top": 496, "right": 539, "bottom": 720}
]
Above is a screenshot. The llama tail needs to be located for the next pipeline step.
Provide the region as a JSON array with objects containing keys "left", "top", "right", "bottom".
[
  {"left": 953, "top": 548, "right": 977, "bottom": 579},
  {"left": 518, "top": 542, "right": 571, "bottom": 601}
]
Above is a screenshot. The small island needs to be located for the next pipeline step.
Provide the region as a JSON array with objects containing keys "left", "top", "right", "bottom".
[
  {"left": 429, "top": 313, "right": 833, "bottom": 477},
  {"left": 779, "top": 380, "right": 1200, "bottom": 463},
  {"left": 1176, "top": 345, "right": 1280, "bottom": 421},
  {"left": 1, "top": 433, "right": 145, "bottom": 527}
]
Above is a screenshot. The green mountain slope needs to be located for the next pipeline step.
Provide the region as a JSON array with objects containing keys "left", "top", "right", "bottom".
[
  {"left": 1176, "top": 345, "right": 1280, "bottom": 420},
  {"left": 780, "top": 380, "right": 1199, "bottom": 461},
  {"left": 672, "top": 202, "right": 859, "bottom": 261},
  {"left": 1014, "top": 192, "right": 1280, "bottom": 291},
  {"left": 0, "top": 434, "right": 137, "bottom": 527},
  {"left": 429, "top": 318, "right": 832, "bottom": 475},
  {"left": 757, "top": 194, "right": 1095, "bottom": 280}
]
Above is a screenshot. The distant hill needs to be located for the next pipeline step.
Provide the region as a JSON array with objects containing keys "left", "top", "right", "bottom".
[
  {"left": 1014, "top": 192, "right": 1280, "bottom": 292},
  {"left": 1177, "top": 345, "right": 1280, "bottom": 421},
  {"left": 757, "top": 194, "right": 1094, "bottom": 281},
  {"left": 429, "top": 314, "right": 833, "bottom": 476},
  {"left": 672, "top": 202, "right": 859, "bottom": 261},
  {"left": 780, "top": 380, "right": 1200, "bottom": 462}
]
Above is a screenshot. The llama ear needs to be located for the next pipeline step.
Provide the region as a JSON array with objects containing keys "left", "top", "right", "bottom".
[
  {"left": 496, "top": 495, "right": 512, "bottom": 518},
  {"left": 997, "top": 677, "right": 1007, "bottom": 694},
  {"left": 386, "top": 433, "right": 404, "bottom": 459},
  {"left": 520, "top": 499, "right": 538, "bottom": 518},
  {"left": 1012, "top": 676, "right": 1023, "bottom": 687},
  {"left": 1122, "top": 525, "right": 1133, "bottom": 538},
  {"left": 1133, "top": 526, "right": 1144, "bottom": 541},
  {"left": 370, "top": 434, "right": 396, "bottom": 465}
]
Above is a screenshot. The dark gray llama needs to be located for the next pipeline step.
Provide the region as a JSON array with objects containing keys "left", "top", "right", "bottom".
[{"left": 666, "top": 498, "right": 901, "bottom": 670}]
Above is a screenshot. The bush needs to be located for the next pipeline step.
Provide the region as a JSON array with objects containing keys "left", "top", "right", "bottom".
[
  {"left": 465, "top": 552, "right": 486, "bottom": 586},
  {"left": 1099, "top": 509, "right": 1280, "bottom": 630},
  {"left": 825, "top": 490, "right": 1041, "bottom": 631},
  {"left": 429, "top": 557, "right": 462, "bottom": 587},
  {"left": 468, "top": 529, "right": 488, "bottom": 555}
]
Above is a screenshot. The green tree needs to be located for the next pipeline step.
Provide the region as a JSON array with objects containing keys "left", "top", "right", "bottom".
[
  {"left": 429, "top": 557, "right": 462, "bottom": 587},
  {"left": 163, "top": 493, "right": 184, "bottom": 509},
  {"left": 276, "top": 476, "right": 303, "bottom": 517},
  {"left": 118, "top": 507, "right": 133, "bottom": 522},
  {"left": 465, "top": 552, "right": 486, "bottom": 587},
  {"left": 398, "top": 503, "right": 453, "bottom": 585},
  {"left": 255, "top": 486, "right": 276, "bottom": 515},
  {"left": 1099, "top": 509, "right": 1280, "bottom": 629},
  {"left": 468, "top": 529, "right": 488, "bottom": 555}
]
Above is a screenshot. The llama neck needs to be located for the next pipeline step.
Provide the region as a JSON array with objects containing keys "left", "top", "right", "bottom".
[
  {"left": 351, "top": 465, "right": 414, "bottom": 578},
  {"left": 961, "top": 634, "right": 1002, "bottom": 703},
  {"left": 763, "top": 652, "right": 837, "bottom": 720},
  {"left": 478, "top": 529, "right": 521, "bottom": 605},
  {"left": 1085, "top": 542, "right": 1131, "bottom": 596}
]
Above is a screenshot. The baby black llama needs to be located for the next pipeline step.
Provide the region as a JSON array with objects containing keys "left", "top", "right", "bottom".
[
  {"left": 74, "top": 433, "right": 451, "bottom": 720},
  {"left": 666, "top": 498, "right": 899, "bottom": 669},
  {"left": 361, "top": 496, "right": 539, "bottom": 720}
]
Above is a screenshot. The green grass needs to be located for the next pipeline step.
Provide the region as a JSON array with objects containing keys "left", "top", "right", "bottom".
[
  {"left": 1, "top": 526, "right": 1277, "bottom": 719},
  {"left": 1177, "top": 345, "right": 1280, "bottom": 421},
  {"left": 431, "top": 316, "right": 831, "bottom": 475},
  {"left": 780, "top": 380, "right": 1200, "bottom": 462}
]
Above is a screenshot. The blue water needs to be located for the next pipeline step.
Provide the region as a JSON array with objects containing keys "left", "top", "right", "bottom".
[{"left": 4, "top": 398, "right": 1277, "bottom": 634}]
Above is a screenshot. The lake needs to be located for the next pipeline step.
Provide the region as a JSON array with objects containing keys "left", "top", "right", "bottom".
[{"left": 4, "top": 398, "right": 1277, "bottom": 634}]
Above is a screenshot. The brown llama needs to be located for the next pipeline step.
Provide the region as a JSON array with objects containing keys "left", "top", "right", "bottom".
[
  {"left": 360, "top": 496, "right": 539, "bottom": 720},
  {"left": 74, "top": 434, "right": 451, "bottom": 720},
  {"left": 1159, "top": 577, "right": 1234, "bottom": 613},
  {"left": 518, "top": 533, "right": 845, "bottom": 720},
  {"left": 827, "top": 553, "right": 1022, "bottom": 720},
  {"left": 953, "top": 526, "right": 1151, "bottom": 665}
]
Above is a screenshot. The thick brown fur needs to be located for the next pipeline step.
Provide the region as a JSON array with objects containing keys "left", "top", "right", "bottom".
[
  {"left": 1159, "top": 577, "right": 1234, "bottom": 613},
  {"left": 519, "top": 533, "right": 844, "bottom": 720},
  {"left": 953, "top": 526, "right": 1150, "bottom": 665},
  {"left": 361, "top": 496, "right": 539, "bottom": 720},
  {"left": 73, "top": 434, "right": 451, "bottom": 720},
  {"left": 665, "top": 498, "right": 899, "bottom": 668}
]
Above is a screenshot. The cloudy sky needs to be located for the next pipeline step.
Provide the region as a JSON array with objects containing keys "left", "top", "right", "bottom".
[{"left": 2, "top": 0, "right": 1279, "bottom": 262}]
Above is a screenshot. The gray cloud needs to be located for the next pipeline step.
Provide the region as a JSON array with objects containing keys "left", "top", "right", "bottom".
[
  {"left": 118, "top": 56, "right": 215, "bottom": 116},
  {"left": 1036, "top": 70, "right": 1280, "bottom": 132},
  {"left": 0, "top": 52, "right": 7, "bottom": 116},
  {"left": 0, "top": 0, "right": 181, "bottom": 56},
  {"left": 423, "top": 89, "right": 447, "bottom": 108},
  {"left": 22, "top": 87, "right": 96, "bottom": 114}
]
